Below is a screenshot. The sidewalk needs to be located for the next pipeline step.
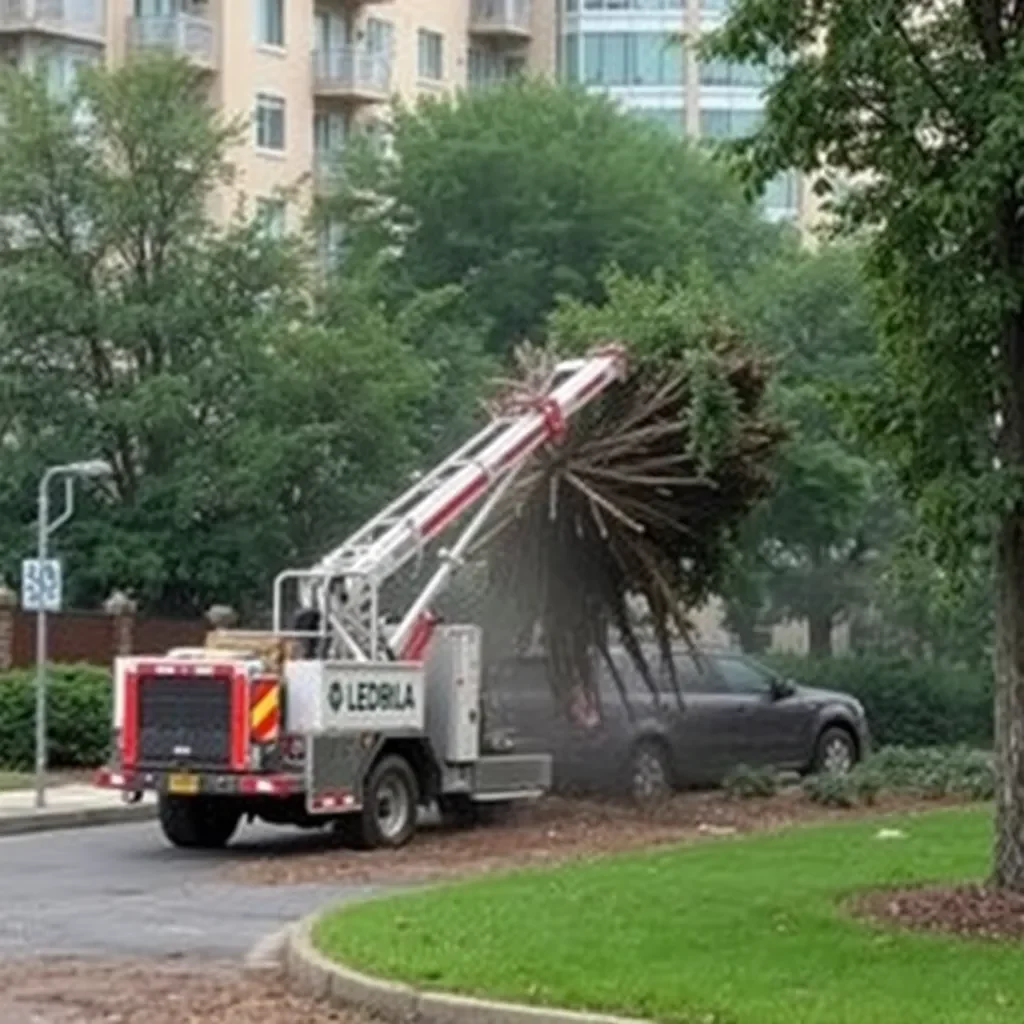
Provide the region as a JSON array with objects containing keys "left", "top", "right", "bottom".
[{"left": 0, "top": 783, "right": 156, "bottom": 837}]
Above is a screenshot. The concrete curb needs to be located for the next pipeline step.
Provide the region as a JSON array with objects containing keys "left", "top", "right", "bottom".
[
  {"left": 284, "top": 911, "right": 650, "bottom": 1024},
  {"left": 0, "top": 801, "right": 156, "bottom": 838}
]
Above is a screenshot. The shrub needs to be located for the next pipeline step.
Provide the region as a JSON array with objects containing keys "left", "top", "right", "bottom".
[
  {"left": 803, "top": 771, "right": 859, "bottom": 808},
  {"left": 723, "top": 763, "right": 779, "bottom": 799},
  {"left": 0, "top": 665, "right": 112, "bottom": 770},
  {"left": 762, "top": 653, "right": 991, "bottom": 749},
  {"left": 802, "top": 744, "right": 995, "bottom": 809}
]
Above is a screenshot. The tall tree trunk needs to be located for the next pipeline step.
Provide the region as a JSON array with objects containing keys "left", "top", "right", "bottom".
[
  {"left": 994, "top": 301, "right": 1024, "bottom": 890},
  {"left": 993, "top": 513, "right": 1024, "bottom": 890},
  {"left": 807, "top": 610, "right": 833, "bottom": 657}
]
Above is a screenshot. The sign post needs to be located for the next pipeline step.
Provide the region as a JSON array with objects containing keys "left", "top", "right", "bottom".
[{"left": 27, "top": 460, "right": 112, "bottom": 809}]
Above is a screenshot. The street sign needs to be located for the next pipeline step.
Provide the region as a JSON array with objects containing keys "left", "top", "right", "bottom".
[{"left": 21, "top": 558, "right": 62, "bottom": 613}]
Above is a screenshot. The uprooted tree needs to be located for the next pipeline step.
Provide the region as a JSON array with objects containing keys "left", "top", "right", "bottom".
[
  {"left": 706, "top": 0, "right": 1024, "bottom": 888},
  {"left": 468, "top": 272, "right": 784, "bottom": 718}
]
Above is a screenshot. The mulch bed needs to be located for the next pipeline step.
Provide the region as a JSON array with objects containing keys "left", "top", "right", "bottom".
[
  {"left": 223, "top": 789, "right": 969, "bottom": 888},
  {"left": 852, "top": 882, "right": 1024, "bottom": 942},
  {"left": 0, "top": 960, "right": 379, "bottom": 1024}
]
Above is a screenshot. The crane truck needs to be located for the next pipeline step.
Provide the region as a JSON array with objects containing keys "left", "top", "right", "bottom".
[{"left": 96, "top": 346, "right": 627, "bottom": 850}]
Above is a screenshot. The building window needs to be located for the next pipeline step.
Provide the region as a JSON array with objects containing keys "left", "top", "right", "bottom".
[
  {"left": 570, "top": 1, "right": 684, "bottom": 8},
  {"left": 634, "top": 107, "right": 685, "bottom": 137},
  {"left": 256, "top": 198, "right": 287, "bottom": 239},
  {"left": 699, "top": 58, "right": 769, "bottom": 89},
  {"left": 36, "top": 46, "right": 98, "bottom": 100},
  {"left": 469, "top": 48, "right": 525, "bottom": 88},
  {"left": 581, "top": 33, "right": 683, "bottom": 87},
  {"left": 254, "top": 0, "right": 285, "bottom": 47},
  {"left": 254, "top": 93, "right": 286, "bottom": 151},
  {"left": 762, "top": 171, "right": 798, "bottom": 216},
  {"left": 417, "top": 29, "right": 443, "bottom": 81},
  {"left": 699, "top": 107, "right": 763, "bottom": 139},
  {"left": 366, "top": 18, "right": 395, "bottom": 58},
  {"left": 317, "top": 218, "right": 347, "bottom": 269}
]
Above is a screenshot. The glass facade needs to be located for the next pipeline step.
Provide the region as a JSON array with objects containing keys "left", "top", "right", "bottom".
[
  {"left": 562, "top": 32, "right": 684, "bottom": 86},
  {"left": 558, "top": 0, "right": 800, "bottom": 223}
]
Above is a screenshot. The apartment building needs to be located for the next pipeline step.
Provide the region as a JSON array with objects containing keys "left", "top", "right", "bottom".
[
  {"left": 555, "top": 0, "right": 815, "bottom": 229},
  {"left": 0, "top": 0, "right": 557, "bottom": 235}
]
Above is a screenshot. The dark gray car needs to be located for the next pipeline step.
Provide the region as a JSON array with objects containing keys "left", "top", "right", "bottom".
[{"left": 485, "top": 646, "right": 871, "bottom": 801}]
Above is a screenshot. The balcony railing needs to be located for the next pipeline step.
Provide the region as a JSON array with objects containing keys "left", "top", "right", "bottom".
[
  {"left": 469, "top": 0, "right": 532, "bottom": 39},
  {"left": 313, "top": 45, "right": 391, "bottom": 100},
  {"left": 127, "top": 13, "right": 215, "bottom": 69},
  {"left": 0, "top": 0, "right": 105, "bottom": 40}
]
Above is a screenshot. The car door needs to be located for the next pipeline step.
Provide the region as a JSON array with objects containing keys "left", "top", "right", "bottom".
[
  {"left": 661, "top": 651, "right": 735, "bottom": 786},
  {"left": 711, "top": 654, "right": 813, "bottom": 770}
]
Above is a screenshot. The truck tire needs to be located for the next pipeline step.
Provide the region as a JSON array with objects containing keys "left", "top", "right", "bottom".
[
  {"left": 345, "top": 755, "right": 419, "bottom": 850},
  {"left": 158, "top": 794, "right": 241, "bottom": 850}
]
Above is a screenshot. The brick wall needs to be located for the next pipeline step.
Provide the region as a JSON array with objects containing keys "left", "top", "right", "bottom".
[{"left": 0, "top": 603, "right": 207, "bottom": 671}]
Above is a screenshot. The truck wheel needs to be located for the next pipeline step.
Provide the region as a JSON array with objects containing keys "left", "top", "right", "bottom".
[
  {"left": 158, "top": 794, "right": 241, "bottom": 850},
  {"left": 348, "top": 755, "right": 419, "bottom": 850}
]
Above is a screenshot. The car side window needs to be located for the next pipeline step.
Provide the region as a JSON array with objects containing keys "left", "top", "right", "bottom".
[
  {"left": 666, "top": 653, "right": 722, "bottom": 694},
  {"left": 715, "top": 656, "right": 773, "bottom": 696}
]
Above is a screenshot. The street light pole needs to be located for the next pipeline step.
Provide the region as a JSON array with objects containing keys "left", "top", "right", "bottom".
[{"left": 33, "top": 460, "right": 113, "bottom": 810}]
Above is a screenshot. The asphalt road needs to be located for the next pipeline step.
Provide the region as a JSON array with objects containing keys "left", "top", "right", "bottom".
[{"left": 0, "top": 820, "right": 381, "bottom": 961}]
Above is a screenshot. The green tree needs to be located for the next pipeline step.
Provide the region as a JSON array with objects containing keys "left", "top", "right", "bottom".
[
  {"left": 324, "top": 78, "right": 784, "bottom": 356},
  {"left": 0, "top": 56, "right": 431, "bottom": 616},
  {"left": 708, "top": 0, "right": 1024, "bottom": 887},
  {"left": 723, "top": 245, "right": 885, "bottom": 654}
]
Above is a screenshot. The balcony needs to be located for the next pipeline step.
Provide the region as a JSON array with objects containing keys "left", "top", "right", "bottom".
[
  {"left": 127, "top": 13, "right": 215, "bottom": 70},
  {"left": 314, "top": 45, "right": 391, "bottom": 103},
  {"left": 469, "top": 0, "right": 532, "bottom": 42},
  {"left": 0, "top": 0, "right": 105, "bottom": 44}
]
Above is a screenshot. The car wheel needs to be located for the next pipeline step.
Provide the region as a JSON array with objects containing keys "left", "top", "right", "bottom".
[
  {"left": 629, "top": 740, "right": 672, "bottom": 805},
  {"left": 813, "top": 727, "right": 858, "bottom": 775}
]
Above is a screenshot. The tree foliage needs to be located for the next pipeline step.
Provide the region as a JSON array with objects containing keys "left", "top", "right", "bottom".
[
  {"left": 707, "top": 0, "right": 1024, "bottom": 887},
  {"left": 723, "top": 245, "right": 887, "bottom": 653},
  {"left": 325, "top": 78, "right": 784, "bottom": 356},
  {"left": 0, "top": 56, "right": 435, "bottom": 615}
]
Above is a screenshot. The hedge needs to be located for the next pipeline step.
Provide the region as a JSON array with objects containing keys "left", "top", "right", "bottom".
[
  {"left": 0, "top": 665, "right": 112, "bottom": 770},
  {"left": 762, "top": 653, "right": 992, "bottom": 749}
]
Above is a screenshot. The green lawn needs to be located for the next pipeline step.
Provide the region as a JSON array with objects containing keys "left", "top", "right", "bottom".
[
  {"left": 0, "top": 771, "right": 82, "bottom": 791},
  {"left": 0, "top": 772, "right": 32, "bottom": 791},
  {"left": 316, "top": 806, "right": 1024, "bottom": 1024}
]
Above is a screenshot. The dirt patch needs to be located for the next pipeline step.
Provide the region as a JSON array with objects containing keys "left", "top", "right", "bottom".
[
  {"left": 224, "top": 790, "right": 963, "bottom": 888},
  {"left": 0, "top": 959, "right": 379, "bottom": 1023},
  {"left": 852, "top": 882, "right": 1024, "bottom": 942}
]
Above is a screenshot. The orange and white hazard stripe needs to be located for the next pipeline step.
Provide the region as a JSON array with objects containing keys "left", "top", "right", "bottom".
[{"left": 250, "top": 677, "right": 281, "bottom": 743}]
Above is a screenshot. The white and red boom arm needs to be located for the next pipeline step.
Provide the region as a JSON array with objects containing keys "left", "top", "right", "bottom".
[{"left": 273, "top": 345, "right": 627, "bottom": 662}]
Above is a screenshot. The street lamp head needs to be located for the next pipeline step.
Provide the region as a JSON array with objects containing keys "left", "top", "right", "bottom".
[{"left": 67, "top": 459, "right": 113, "bottom": 479}]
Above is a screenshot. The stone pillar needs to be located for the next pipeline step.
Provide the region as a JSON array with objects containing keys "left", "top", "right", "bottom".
[
  {"left": 0, "top": 579, "right": 16, "bottom": 672},
  {"left": 104, "top": 589, "right": 138, "bottom": 656},
  {"left": 206, "top": 604, "right": 237, "bottom": 631}
]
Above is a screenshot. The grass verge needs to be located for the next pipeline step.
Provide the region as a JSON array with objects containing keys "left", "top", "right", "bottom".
[
  {"left": 315, "top": 806, "right": 1023, "bottom": 1024},
  {"left": 0, "top": 770, "right": 85, "bottom": 792},
  {"left": 0, "top": 772, "right": 33, "bottom": 791}
]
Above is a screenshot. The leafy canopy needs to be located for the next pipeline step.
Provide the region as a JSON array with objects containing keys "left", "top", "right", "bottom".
[
  {"left": 0, "top": 56, "right": 435, "bottom": 615},
  {"left": 706, "top": 0, "right": 1024, "bottom": 564},
  {"left": 326, "top": 78, "right": 785, "bottom": 356}
]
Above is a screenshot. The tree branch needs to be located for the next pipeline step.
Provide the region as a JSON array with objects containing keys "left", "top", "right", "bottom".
[{"left": 964, "top": 0, "right": 1005, "bottom": 63}]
